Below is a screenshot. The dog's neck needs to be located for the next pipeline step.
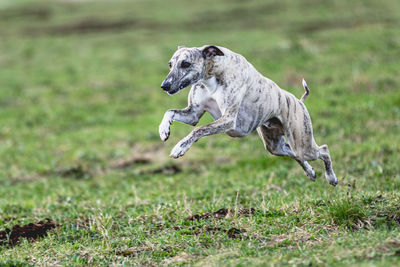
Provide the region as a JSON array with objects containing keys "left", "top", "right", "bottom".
[{"left": 197, "top": 76, "right": 218, "bottom": 94}]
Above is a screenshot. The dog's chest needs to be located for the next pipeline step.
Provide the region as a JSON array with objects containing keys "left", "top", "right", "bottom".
[
  {"left": 197, "top": 78, "right": 236, "bottom": 119},
  {"left": 204, "top": 97, "right": 222, "bottom": 120}
]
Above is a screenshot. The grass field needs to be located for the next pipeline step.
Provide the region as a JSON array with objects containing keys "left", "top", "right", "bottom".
[{"left": 0, "top": 0, "right": 400, "bottom": 265}]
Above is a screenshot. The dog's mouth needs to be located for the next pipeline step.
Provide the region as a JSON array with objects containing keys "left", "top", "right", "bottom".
[
  {"left": 166, "top": 80, "right": 191, "bottom": 95},
  {"left": 179, "top": 80, "right": 191, "bottom": 89},
  {"left": 167, "top": 88, "right": 180, "bottom": 95}
]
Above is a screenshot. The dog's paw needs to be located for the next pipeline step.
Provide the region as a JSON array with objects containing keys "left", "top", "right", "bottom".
[
  {"left": 329, "top": 179, "right": 338, "bottom": 187},
  {"left": 159, "top": 121, "right": 171, "bottom": 142},
  {"left": 307, "top": 169, "right": 316, "bottom": 182},
  {"left": 169, "top": 141, "right": 190, "bottom": 159},
  {"left": 301, "top": 162, "right": 316, "bottom": 182},
  {"left": 326, "top": 172, "right": 338, "bottom": 186}
]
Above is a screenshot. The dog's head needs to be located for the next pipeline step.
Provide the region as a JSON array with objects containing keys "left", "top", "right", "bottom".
[{"left": 160, "top": 45, "right": 225, "bottom": 95}]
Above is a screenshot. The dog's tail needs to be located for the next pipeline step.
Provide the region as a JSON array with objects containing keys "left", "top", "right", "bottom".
[{"left": 300, "top": 78, "right": 310, "bottom": 103}]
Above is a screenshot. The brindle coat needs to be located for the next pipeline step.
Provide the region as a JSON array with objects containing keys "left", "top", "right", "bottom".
[{"left": 159, "top": 45, "right": 337, "bottom": 186}]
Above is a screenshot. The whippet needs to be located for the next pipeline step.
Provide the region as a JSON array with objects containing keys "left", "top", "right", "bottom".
[{"left": 159, "top": 45, "right": 337, "bottom": 186}]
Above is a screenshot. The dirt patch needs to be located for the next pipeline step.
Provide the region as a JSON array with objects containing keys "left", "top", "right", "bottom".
[
  {"left": 111, "top": 145, "right": 166, "bottom": 167},
  {"left": 111, "top": 157, "right": 151, "bottom": 169},
  {"left": 186, "top": 208, "right": 231, "bottom": 221},
  {"left": 116, "top": 247, "right": 148, "bottom": 257},
  {"left": 237, "top": 208, "right": 256, "bottom": 216},
  {"left": 54, "top": 165, "right": 90, "bottom": 179},
  {"left": 25, "top": 18, "right": 161, "bottom": 36},
  {"left": 140, "top": 164, "right": 182, "bottom": 176},
  {"left": 116, "top": 246, "right": 175, "bottom": 258},
  {"left": 186, "top": 208, "right": 255, "bottom": 221},
  {"left": 375, "top": 211, "right": 400, "bottom": 226},
  {"left": 0, "top": 219, "right": 59, "bottom": 246},
  {"left": 173, "top": 225, "right": 247, "bottom": 239},
  {"left": 108, "top": 145, "right": 183, "bottom": 176},
  {"left": 227, "top": 227, "right": 246, "bottom": 239}
]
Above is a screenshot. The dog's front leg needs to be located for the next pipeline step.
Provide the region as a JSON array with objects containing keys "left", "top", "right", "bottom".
[
  {"left": 159, "top": 106, "right": 205, "bottom": 142},
  {"left": 170, "top": 116, "right": 234, "bottom": 158}
]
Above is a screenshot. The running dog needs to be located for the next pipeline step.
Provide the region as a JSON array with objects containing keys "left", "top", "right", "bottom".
[{"left": 159, "top": 45, "right": 337, "bottom": 186}]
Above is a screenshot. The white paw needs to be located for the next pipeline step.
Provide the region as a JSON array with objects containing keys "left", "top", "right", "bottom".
[
  {"left": 159, "top": 120, "right": 171, "bottom": 142},
  {"left": 169, "top": 140, "right": 191, "bottom": 159},
  {"left": 302, "top": 162, "right": 316, "bottom": 181},
  {"left": 326, "top": 172, "right": 338, "bottom": 186},
  {"left": 307, "top": 169, "right": 316, "bottom": 182}
]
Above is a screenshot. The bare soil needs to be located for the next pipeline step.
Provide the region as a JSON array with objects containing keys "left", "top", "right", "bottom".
[{"left": 0, "top": 219, "right": 59, "bottom": 246}]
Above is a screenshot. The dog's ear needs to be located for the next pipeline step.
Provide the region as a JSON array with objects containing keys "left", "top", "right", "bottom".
[
  {"left": 178, "top": 45, "right": 186, "bottom": 49},
  {"left": 202, "top": 45, "right": 224, "bottom": 59}
]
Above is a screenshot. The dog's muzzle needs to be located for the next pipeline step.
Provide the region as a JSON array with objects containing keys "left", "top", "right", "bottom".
[
  {"left": 161, "top": 78, "right": 191, "bottom": 95},
  {"left": 161, "top": 80, "right": 179, "bottom": 95},
  {"left": 161, "top": 80, "right": 172, "bottom": 92}
]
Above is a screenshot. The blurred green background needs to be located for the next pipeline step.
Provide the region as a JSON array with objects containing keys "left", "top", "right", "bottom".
[{"left": 0, "top": 0, "right": 399, "bottom": 265}]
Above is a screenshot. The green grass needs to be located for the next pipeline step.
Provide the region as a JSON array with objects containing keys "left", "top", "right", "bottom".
[{"left": 0, "top": 0, "right": 400, "bottom": 265}]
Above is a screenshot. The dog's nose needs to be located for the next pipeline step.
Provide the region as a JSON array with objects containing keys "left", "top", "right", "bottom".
[{"left": 161, "top": 81, "right": 171, "bottom": 91}]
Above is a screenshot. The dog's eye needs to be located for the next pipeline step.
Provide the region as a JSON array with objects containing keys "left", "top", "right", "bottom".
[
  {"left": 168, "top": 62, "right": 172, "bottom": 69},
  {"left": 181, "top": 61, "right": 191, "bottom": 68}
]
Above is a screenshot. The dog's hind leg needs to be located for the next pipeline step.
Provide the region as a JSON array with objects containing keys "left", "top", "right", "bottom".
[
  {"left": 257, "top": 124, "right": 316, "bottom": 181},
  {"left": 299, "top": 143, "right": 337, "bottom": 186},
  {"left": 294, "top": 158, "right": 316, "bottom": 181},
  {"left": 317, "top": 144, "right": 337, "bottom": 186}
]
